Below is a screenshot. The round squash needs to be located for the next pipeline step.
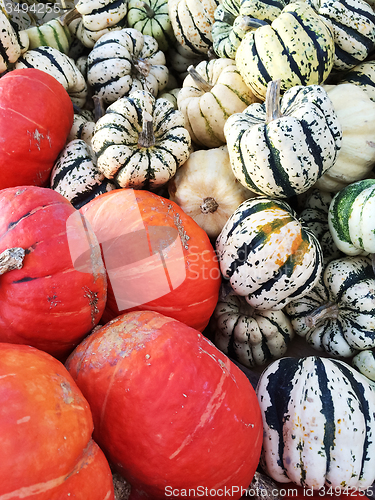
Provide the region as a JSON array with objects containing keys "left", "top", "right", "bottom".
[
  {"left": 0, "top": 342, "right": 114, "bottom": 499},
  {"left": 256, "top": 355, "right": 375, "bottom": 490},
  {"left": 0, "top": 68, "right": 73, "bottom": 190},
  {"left": 66, "top": 310, "right": 263, "bottom": 499},
  {"left": 80, "top": 188, "right": 221, "bottom": 331},
  {"left": 0, "top": 186, "right": 107, "bottom": 359}
]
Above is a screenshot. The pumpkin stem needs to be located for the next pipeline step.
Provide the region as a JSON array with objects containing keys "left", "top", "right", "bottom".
[
  {"left": 134, "top": 58, "right": 151, "bottom": 77},
  {"left": 265, "top": 79, "right": 282, "bottom": 124},
  {"left": 58, "top": 7, "right": 82, "bottom": 26},
  {"left": 187, "top": 65, "right": 213, "bottom": 92},
  {"left": 0, "top": 247, "right": 25, "bottom": 275},
  {"left": 200, "top": 197, "right": 219, "bottom": 214},
  {"left": 135, "top": 1, "right": 155, "bottom": 17},
  {"left": 138, "top": 110, "right": 155, "bottom": 148},
  {"left": 305, "top": 301, "right": 339, "bottom": 328}
]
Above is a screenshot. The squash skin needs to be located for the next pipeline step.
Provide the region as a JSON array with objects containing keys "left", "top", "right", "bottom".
[
  {"left": 0, "top": 186, "right": 107, "bottom": 360},
  {"left": 80, "top": 188, "right": 221, "bottom": 331},
  {"left": 0, "top": 343, "right": 114, "bottom": 499},
  {"left": 0, "top": 68, "right": 73, "bottom": 190},
  {"left": 66, "top": 310, "right": 263, "bottom": 499}
]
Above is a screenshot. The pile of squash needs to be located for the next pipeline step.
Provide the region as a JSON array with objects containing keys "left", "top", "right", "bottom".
[{"left": 1, "top": 0, "right": 375, "bottom": 497}]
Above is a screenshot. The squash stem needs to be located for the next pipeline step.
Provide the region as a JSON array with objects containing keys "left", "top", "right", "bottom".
[
  {"left": 0, "top": 247, "right": 25, "bottom": 275},
  {"left": 200, "top": 197, "right": 219, "bottom": 214},
  {"left": 138, "top": 111, "right": 155, "bottom": 148},
  {"left": 187, "top": 65, "right": 213, "bottom": 92},
  {"left": 134, "top": 58, "right": 151, "bottom": 77},
  {"left": 93, "top": 95, "right": 105, "bottom": 121},
  {"left": 135, "top": 1, "right": 155, "bottom": 18},
  {"left": 305, "top": 301, "right": 339, "bottom": 328},
  {"left": 265, "top": 79, "right": 282, "bottom": 124},
  {"left": 58, "top": 7, "right": 82, "bottom": 26}
]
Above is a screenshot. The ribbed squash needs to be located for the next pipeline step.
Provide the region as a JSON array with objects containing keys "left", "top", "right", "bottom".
[
  {"left": 328, "top": 178, "right": 375, "bottom": 256},
  {"left": 285, "top": 255, "right": 375, "bottom": 357},
  {"left": 256, "top": 356, "right": 375, "bottom": 489},
  {"left": 211, "top": 281, "right": 294, "bottom": 368},
  {"left": 87, "top": 27, "right": 169, "bottom": 105},
  {"left": 307, "top": 0, "right": 375, "bottom": 71},
  {"left": 235, "top": 1, "right": 335, "bottom": 99},
  {"left": 337, "top": 61, "right": 375, "bottom": 102},
  {"left": 216, "top": 197, "right": 323, "bottom": 310},
  {"left": 0, "top": 7, "right": 29, "bottom": 72},
  {"left": 224, "top": 81, "right": 342, "bottom": 198},
  {"left": 166, "top": 40, "right": 207, "bottom": 80},
  {"left": 177, "top": 58, "right": 260, "bottom": 148},
  {"left": 91, "top": 89, "right": 191, "bottom": 190},
  {"left": 353, "top": 349, "right": 375, "bottom": 383},
  {"left": 24, "top": 18, "right": 72, "bottom": 54}
]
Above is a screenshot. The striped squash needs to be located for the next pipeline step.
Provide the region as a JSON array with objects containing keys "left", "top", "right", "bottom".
[
  {"left": 168, "top": 0, "right": 220, "bottom": 55},
  {"left": 216, "top": 196, "right": 323, "bottom": 310},
  {"left": 212, "top": 0, "right": 286, "bottom": 60},
  {"left": 0, "top": 8, "right": 29, "bottom": 72},
  {"left": 337, "top": 61, "right": 375, "bottom": 102},
  {"left": 127, "top": 0, "right": 175, "bottom": 52},
  {"left": 24, "top": 18, "right": 72, "bottom": 54},
  {"left": 256, "top": 355, "right": 375, "bottom": 489},
  {"left": 87, "top": 28, "right": 169, "bottom": 105},
  {"left": 224, "top": 81, "right": 342, "bottom": 199},
  {"left": 67, "top": 0, "right": 128, "bottom": 48},
  {"left": 285, "top": 255, "right": 375, "bottom": 357},
  {"left": 91, "top": 89, "right": 191, "bottom": 190},
  {"left": 353, "top": 350, "right": 375, "bottom": 383},
  {"left": 235, "top": 1, "right": 335, "bottom": 99},
  {"left": 14, "top": 45, "right": 88, "bottom": 108},
  {"left": 67, "top": 112, "right": 96, "bottom": 146},
  {"left": 211, "top": 281, "right": 294, "bottom": 368},
  {"left": 177, "top": 57, "right": 260, "bottom": 148},
  {"left": 165, "top": 40, "right": 207, "bottom": 80},
  {"left": 307, "top": 0, "right": 375, "bottom": 71},
  {"left": 328, "top": 178, "right": 375, "bottom": 256},
  {"left": 50, "top": 139, "right": 117, "bottom": 210}
]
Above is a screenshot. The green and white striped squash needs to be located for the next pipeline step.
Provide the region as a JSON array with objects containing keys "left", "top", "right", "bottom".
[
  {"left": 177, "top": 57, "right": 260, "bottom": 148},
  {"left": 165, "top": 40, "right": 207, "bottom": 81},
  {"left": 307, "top": 0, "right": 375, "bottom": 72},
  {"left": 256, "top": 355, "right": 375, "bottom": 489},
  {"left": 91, "top": 89, "right": 191, "bottom": 190},
  {"left": 24, "top": 18, "right": 72, "bottom": 54},
  {"left": 299, "top": 189, "right": 342, "bottom": 265},
  {"left": 0, "top": 7, "right": 29, "bottom": 72},
  {"left": 328, "top": 178, "right": 375, "bottom": 256},
  {"left": 67, "top": 111, "right": 96, "bottom": 146},
  {"left": 127, "top": 0, "right": 175, "bottom": 53},
  {"left": 216, "top": 196, "right": 323, "bottom": 310},
  {"left": 235, "top": 1, "right": 335, "bottom": 100},
  {"left": 50, "top": 139, "right": 117, "bottom": 210},
  {"left": 14, "top": 45, "right": 88, "bottom": 108},
  {"left": 87, "top": 28, "right": 169, "bottom": 105},
  {"left": 212, "top": 0, "right": 286, "bottom": 60},
  {"left": 68, "top": 0, "right": 128, "bottom": 48},
  {"left": 353, "top": 349, "right": 375, "bottom": 383},
  {"left": 285, "top": 255, "right": 375, "bottom": 357},
  {"left": 211, "top": 281, "right": 295, "bottom": 368},
  {"left": 168, "top": 0, "right": 220, "bottom": 55},
  {"left": 337, "top": 61, "right": 375, "bottom": 102},
  {"left": 224, "top": 81, "right": 342, "bottom": 199},
  {"left": 314, "top": 84, "right": 375, "bottom": 192}
]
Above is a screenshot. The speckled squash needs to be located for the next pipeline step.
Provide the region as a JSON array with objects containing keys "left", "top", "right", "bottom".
[
  {"left": 24, "top": 18, "right": 72, "bottom": 54},
  {"left": 211, "top": 281, "right": 294, "bottom": 368},
  {"left": 328, "top": 178, "right": 375, "bottom": 256},
  {"left": 91, "top": 89, "right": 191, "bottom": 190},
  {"left": 0, "top": 7, "right": 29, "bottom": 72},
  {"left": 235, "top": 1, "right": 335, "bottom": 99},
  {"left": 256, "top": 355, "right": 375, "bottom": 489},
  {"left": 307, "top": 0, "right": 375, "bottom": 71},
  {"left": 87, "top": 28, "right": 169, "bottom": 105},
  {"left": 216, "top": 196, "right": 323, "bottom": 310},
  {"left": 285, "top": 255, "right": 375, "bottom": 357},
  {"left": 177, "top": 57, "right": 260, "bottom": 148},
  {"left": 224, "top": 81, "right": 342, "bottom": 198},
  {"left": 353, "top": 349, "right": 375, "bottom": 383},
  {"left": 337, "top": 61, "right": 375, "bottom": 102},
  {"left": 50, "top": 139, "right": 117, "bottom": 210}
]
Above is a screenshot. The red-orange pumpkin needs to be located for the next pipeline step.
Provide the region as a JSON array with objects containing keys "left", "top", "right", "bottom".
[
  {"left": 66, "top": 310, "right": 263, "bottom": 499},
  {"left": 0, "top": 342, "right": 115, "bottom": 499},
  {"left": 0, "top": 186, "right": 107, "bottom": 360},
  {"left": 80, "top": 189, "right": 221, "bottom": 331},
  {"left": 0, "top": 68, "right": 74, "bottom": 190}
]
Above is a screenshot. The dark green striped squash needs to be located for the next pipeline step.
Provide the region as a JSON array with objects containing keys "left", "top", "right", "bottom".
[
  {"left": 337, "top": 61, "right": 375, "bottom": 102},
  {"left": 285, "top": 255, "right": 375, "bottom": 357},
  {"left": 215, "top": 196, "right": 323, "bottom": 310},
  {"left": 235, "top": 1, "right": 335, "bottom": 99},
  {"left": 211, "top": 281, "right": 295, "bottom": 368},
  {"left": 256, "top": 355, "right": 375, "bottom": 489},
  {"left": 224, "top": 81, "right": 342, "bottom": 199},
  {"left": 91, "top": 89, "right": 191, "bottom": 190}
]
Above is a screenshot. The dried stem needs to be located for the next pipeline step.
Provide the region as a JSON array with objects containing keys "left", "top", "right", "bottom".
[
  {"left": 305, "top": 301, "right": 339, "bottom": 328},
  {"left": 265, "top": 79, "right": 282, "bottom": 124},
  {"left": 0, "top": 247, "right": 25, "bottom": 275},
  {"left": 200, "top": 197, "right": 219, "bottom": 214},
  {"left": 138, "top": 111, "right": 155, "bottom": 148},
  {"left": 187, "top": 65, "right": 213, "bottom": 92}
]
